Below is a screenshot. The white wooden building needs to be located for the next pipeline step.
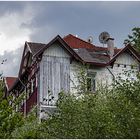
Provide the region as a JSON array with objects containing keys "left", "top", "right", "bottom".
[{"left": 7, "top": 34, "right": 140, "bottom": 117}]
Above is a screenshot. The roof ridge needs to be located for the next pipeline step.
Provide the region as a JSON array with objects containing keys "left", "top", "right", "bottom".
[{"left": 26, "top": 41, "right": 46, "bottom": 45}]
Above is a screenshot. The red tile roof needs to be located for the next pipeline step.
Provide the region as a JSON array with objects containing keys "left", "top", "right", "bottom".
[
  {"left": 63, "top": 34, "right": 121, "bottom": 55},
  {"left": 64, "top": 34, "right": 95, "bottom": 49},
  {"left": 5, "top": 77, "right": 17, "bottom": 90}
]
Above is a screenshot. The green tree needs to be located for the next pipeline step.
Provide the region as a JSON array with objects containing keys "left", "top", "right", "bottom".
[
  {"left": 10, "top": 71, "right": 140, "bottom": 139},
  {"left": 11, "top": 108, "right": 39, "bottom": 139},
  {"left": 124, "top": 27, "right": 140, "bottom": 52},
  {"left": 0, "top": 80, "right": 24, "bottom": 138}
]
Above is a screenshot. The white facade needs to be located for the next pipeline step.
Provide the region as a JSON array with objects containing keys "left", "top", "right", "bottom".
[{"left": 38, "top": 42, "right": 140, "bottom": 118}]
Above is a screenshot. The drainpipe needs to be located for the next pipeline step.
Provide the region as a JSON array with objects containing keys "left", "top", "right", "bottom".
[{"left": 106, "top": 66, "right": 115, "bottom": 81}]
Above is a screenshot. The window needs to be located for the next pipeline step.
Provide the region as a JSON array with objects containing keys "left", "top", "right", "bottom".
[
  {"left": 124, "top": 64, "right": 126, "bottom": 68},
  {"left": 131, "top": 65, "right": 134, "bottom": 69},
  {"left": 117, "top": 64, "right": 120, "bottom": 67},
  {"left": 87, "top": 77, "right": 92, "bottom": 91},
  {"left": 87, "top": 72, "right": 96, "bottom": 92}
]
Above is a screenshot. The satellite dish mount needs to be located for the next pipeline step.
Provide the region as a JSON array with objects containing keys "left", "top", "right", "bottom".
[{"left": 99, "top": 32, "right": 110, "bottom": 47}]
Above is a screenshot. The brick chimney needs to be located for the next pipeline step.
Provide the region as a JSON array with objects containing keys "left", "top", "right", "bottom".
[{"left": 106, "top": 38, "right": 114, "bottom": 58}]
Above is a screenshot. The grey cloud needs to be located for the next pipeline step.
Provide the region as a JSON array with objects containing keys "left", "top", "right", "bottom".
[
  {"left": 0, "top": 47, "right": 23, "bottom": 77},
  {"left": 0, "top": 2, "right": 28, "bottom": 16}
]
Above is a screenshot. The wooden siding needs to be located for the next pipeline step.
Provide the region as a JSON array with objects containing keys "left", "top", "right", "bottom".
[
  {"left": 115, "top": 52, "right": 139, "bottom": 66},
  {"left": 43, "top": 43, "right": 70, "bottom": 58},
  {"left": 39, "top": 43, "right": 70, "bottom": 105}
]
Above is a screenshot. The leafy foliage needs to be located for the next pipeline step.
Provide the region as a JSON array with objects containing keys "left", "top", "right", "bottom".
[
  {"left": 0, "top": 81, "right": 23, "bottom": 138},
  {"left": 11, "top": 108, "right": 39, "bottom": 139},
  {"left": 124, "top": 27, "right": 140, "bottom": 52},
  {"left": 38, "top": 81, "right": 140, "bottom": 139},
  {"left": 0, "top": 70, "right": 140, "bottom": 138}
]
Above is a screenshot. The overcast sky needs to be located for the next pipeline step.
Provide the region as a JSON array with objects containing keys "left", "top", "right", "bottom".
[{"left": 0, "top": 1, "right": 140, "bottom": 77}]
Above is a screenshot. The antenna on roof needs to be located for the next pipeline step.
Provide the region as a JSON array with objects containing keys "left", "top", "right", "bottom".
[{"left": 99, "top": 32, "right": 110, "bottom": 47}]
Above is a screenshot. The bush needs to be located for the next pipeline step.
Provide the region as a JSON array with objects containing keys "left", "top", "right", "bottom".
[
  {"left": 3, "top": 73, "right": 140, "bottom": 138},
  {"left": 11, "top": 109, "right": 39, "bottom": 139},
  {"left": 0, "top": 81, "right": 23, "bottom": 138},
  {"left": 35, "top": 75, "right": 140, "bottom": 139}
]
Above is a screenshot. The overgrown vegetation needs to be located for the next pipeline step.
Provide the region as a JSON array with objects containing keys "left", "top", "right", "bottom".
[
  {"left": 0, "top": 81, "right": 23, "bottom": 138},
  {"left": 0, "top": 70, "right": 140, "bottom": 138}
]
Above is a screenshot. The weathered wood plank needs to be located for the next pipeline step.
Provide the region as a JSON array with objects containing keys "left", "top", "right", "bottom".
[{"left": 40, "top": 56, "right": 70, "bottom": 105}]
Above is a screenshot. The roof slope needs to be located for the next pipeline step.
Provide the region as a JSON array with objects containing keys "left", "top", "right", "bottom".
[
  {"left": 63, "top": 34, "right": 95, "bottom": 49},
  {"left": 63, "top": 34, "right": 122, "bottom": 65},
  {"left": 27, "top": 42, "right": 46, "bottom": 55},
  {"left": 109, "top": 44, "right": 140, "bottom": 64},
  {"left": 74, "top": 48, "right": 110, "bottom": 65}
]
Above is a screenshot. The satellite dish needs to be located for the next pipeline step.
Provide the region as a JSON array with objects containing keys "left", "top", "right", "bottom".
[
  {"left": 99, "top": 32, "right": 110, "bottom": 44},
  {"left": 87, "top": 36, "right": 93, "bottom": 43}
]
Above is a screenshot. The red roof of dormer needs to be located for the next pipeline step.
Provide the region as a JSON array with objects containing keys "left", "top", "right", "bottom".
[{"left": 4, "top": 77, "right": 17, "bottom": 91}]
